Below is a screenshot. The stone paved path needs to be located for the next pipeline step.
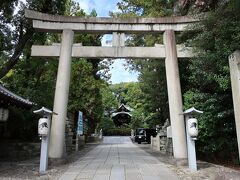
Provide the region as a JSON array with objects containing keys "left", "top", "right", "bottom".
[{"left": 58, "top": 136, "right": 179, "bottom": 180}]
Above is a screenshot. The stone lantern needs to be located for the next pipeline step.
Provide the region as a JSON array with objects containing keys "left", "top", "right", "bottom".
[{"left": 183, "top": 107, "right": 203, "bottom": 171}]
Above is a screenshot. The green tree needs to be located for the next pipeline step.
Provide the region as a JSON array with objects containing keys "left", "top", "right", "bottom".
[
  {"left": 110, "top": 82, "right": 147, "bottom": 128},
  {"left": 1, "top": 0, "right": 109, "bottom": 137},
  {"left": 113, "top": 0, "right": 240, "bottom": 164},
  {"left": 0, "top": 0, "right": 68, "bottom": 79},
  {"left": 115, "top": 0, "right": 177, "bottom": 17},
  {"left": 69, "top": 59, "right": 105, "bottom": 134},
  {"left": 111, "top": 1, "right": 175, "bottom": 128},
  {"left": 181, "top": 1, "right": 240, "bottom": 162},
  {"left": 98, "top": 85, "right": 118, "bottom": 131},
  {"left": 0, "top": 0, "right": 68, "bottom": 140}
]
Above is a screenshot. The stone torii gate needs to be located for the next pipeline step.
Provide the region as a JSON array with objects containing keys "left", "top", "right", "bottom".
[{"left": 25, "top": 10, "right": 198, "bottom": 160}]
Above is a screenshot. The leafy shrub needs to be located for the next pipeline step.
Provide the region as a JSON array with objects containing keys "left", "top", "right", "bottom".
[{"left": 103, "top": 128, "right": 131, "bottom": 136}]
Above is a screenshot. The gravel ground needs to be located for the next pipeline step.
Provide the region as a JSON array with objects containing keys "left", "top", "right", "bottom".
[
  {"left": 137, "top": 143, "right": 240, "bottom": 180},
  {"left": 0, "top": 141, "right": 240, "bottom": 180},
  {"left": 0, "top": 143, "right": 99, "bottom": 180}
]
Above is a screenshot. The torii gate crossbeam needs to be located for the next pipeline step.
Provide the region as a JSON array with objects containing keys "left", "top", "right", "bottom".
[
  {"left": 31, "top": 44, "right": 194, "bottom": 58},
  {"left": 25, "top": 10, "right": 198, "bottom": 160}
]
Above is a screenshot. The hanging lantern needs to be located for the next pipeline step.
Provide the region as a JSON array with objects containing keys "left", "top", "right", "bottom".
[
  {"left": 0, "top": 108, "right": 9, "bottom": 122},
  {"left": 38, "top": 118, "right": 49, "bottom": 136},
  {"left": 187, "top": 118, "right": 198, "bottom": 139}
]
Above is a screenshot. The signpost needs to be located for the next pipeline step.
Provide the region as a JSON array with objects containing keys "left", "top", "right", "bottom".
[
  {"left": 77, "top": 111, "right": 83, "bottom": 135},
  {"left": 76, "top": 111, "right": 83, "bottom": 151}
]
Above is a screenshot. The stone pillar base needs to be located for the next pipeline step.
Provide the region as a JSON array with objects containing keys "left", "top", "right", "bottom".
[
  {"left": 175, "top": 158, "right": 188, "bottom": 166},
  {"left": 49, "top": 158, "right": 67, "bottom": 166},
  {"left": 79, "top": 135, "right": 86, "bottom": 147}
]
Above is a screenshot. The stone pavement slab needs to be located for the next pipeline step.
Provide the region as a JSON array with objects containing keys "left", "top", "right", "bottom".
[{"left": 58, "top": 136, "right": 179, "bottom": 180}]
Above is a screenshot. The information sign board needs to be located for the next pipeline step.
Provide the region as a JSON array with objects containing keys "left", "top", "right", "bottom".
[{"left": 77, "top": 111, "right": 83, "bottom": 135}]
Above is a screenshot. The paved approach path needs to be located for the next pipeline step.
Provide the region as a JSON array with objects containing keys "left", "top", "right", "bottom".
[{"left": 58, "top": 136, "right": 179, "bottom": 180}]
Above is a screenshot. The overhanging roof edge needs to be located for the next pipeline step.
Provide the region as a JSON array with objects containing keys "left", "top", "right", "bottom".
[
  {"left": 112, "top": 112, "right": 132, "bottom": 118},
  {"left": 0, "top": 84, "right": 34, "bottom": 106}
]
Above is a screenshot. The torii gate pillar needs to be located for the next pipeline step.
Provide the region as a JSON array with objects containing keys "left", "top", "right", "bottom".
[
  {"left": 229, "top": 50, "right": 240, "bottom": 161},
  {"left": 49, "top": 29, "right": 74, "bottom": 158},
  {"left": 164, "top": 30, "right": 187, "bottom": 159}
]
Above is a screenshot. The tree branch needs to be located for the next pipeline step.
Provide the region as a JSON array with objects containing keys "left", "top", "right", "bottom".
[{"left": 0, "top": 27, "right": 35, "bottom": 79}]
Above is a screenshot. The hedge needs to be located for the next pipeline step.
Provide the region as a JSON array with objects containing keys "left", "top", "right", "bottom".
[{"left": 103, "top": 128, "right": 131, "bottom": 136}]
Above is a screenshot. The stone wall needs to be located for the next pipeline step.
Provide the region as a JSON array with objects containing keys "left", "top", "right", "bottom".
[
  {"left": 166, "top": 138, "right": 173, "bottom": 155},
  {"left": 150, "top": 119, "right": 173, "bottom": 156},
  {"left": 65, "top": 114, "right": 76, "bottom": 153},
  {"left": 87, "top": 129, "right": 103, "bottom": 143},
  {"left": 0, "top": 142, "right": 40, "bottom": 160},
  {"left": 151, "top": 134, "right": 160, "bottom": 151},
  {"left": 0, "top": 113, "right": 86, "bottom": 160},
  {"left": 159, "top": 131, "right": 167, "bottom": 153}
]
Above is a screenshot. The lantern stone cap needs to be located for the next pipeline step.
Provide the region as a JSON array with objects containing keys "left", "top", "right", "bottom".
[
  {"left": 33, "top": 107, "right": 57, "bottom": 115},
  {"left": 183, "top": 107, "right": 203, "bottom": 115}
]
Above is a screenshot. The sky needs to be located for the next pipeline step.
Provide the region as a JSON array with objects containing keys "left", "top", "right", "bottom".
[
  {"left": 75, "top": 0, "right": 119, "bottom": 17},
  {"left": 75, "top": 0, "right": 139, "bottom": 84}
]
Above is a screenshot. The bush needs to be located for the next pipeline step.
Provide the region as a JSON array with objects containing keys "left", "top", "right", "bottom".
[{"left": 103, "top": 128, "right": 131, "bottom": 136}]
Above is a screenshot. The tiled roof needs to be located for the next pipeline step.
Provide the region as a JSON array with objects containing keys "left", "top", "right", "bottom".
[
  {"left": 0, "top": 84, "right": 34, "bottom": 107},
  {"left": 118, "top": 104, "right": 133, "bottom": 112},
  {"left": 111, "top": 111, "right": 132, "bottom": 118}
]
